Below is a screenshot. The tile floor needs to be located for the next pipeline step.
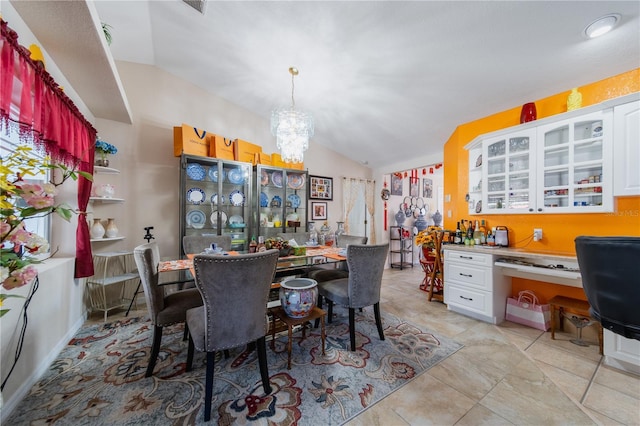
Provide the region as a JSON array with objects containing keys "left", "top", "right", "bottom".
[{"left": 90, "top": 266, "right": 640, "bottom": 425}]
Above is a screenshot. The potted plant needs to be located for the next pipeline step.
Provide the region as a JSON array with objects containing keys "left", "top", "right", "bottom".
[
  {"left": 95, "top": 139, "right": 117, "bottom": 167},
  {"left": 415, "top": 226, "right": 440, "bottom": 262}
]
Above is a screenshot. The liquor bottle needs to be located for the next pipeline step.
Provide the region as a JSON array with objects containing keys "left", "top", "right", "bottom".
[
  {"left": 256, "top": 236, "right": 266, "bottom": 252},
  {"left": 460, "top": 220, "right": 466, "bottom": 237},
  {"left": 454, "top": 222, "right": 462, "bottom": 244},
  {"left": 467, "top": 220, "right": 474, "bottom": 241},
  {"left": 473, "top": 220, "right": 481, "bottom": 243},
  {"left": 249, "top": 236, "right": 257, "bottom": 253}
]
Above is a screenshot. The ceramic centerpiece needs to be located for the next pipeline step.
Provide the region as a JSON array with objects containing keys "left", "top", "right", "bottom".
[{"left": 279, "top": 278, "right": 318, "bottom": 318}]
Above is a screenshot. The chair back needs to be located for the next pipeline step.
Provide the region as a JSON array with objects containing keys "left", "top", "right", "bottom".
[
  {"left": 575, "top": 236, "right": 640, "bottom": 340},
  {"left": 182, "top": 235, "right": 232, "bottom": 255},
  {"left": 336, "top": 234, "right": 367, "bottom": 248},
  {"left": 277, "top": 232, "right": 310, "bottom": 245},
  {"left": 346, "top": 243, "right": 389, "bottom": 308},
  {"left": 133, "top": 242, "right": 164, "bottom": 322},
  {"left": 192, "top": 250, "right": 279, "bottom": 351}
]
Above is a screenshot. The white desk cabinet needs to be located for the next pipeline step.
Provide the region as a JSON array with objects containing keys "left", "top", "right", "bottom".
[
  {"left": 444, "top": 249, "right": 511, "bottom": 324},
  {"left": 613, "top": 100, "right": 640, "bottom": 196}
]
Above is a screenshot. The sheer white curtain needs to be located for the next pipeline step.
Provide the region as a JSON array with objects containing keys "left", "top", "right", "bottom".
[{"left": 342, "top": 178, "right": 376, "bottom": 242}]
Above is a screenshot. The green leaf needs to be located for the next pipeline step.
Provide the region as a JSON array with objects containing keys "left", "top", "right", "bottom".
[
  {"left": 55, "top": 206, "right": 73, "bottom": 221},
  {"left": 78, "top": 171, "right": 93, "bottom": 181}
]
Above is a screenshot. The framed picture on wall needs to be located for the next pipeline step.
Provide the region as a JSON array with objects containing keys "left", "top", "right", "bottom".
[
  {"left": 423, "top": 178, "right": 433, "bottom": 198},
  {"left": 309, "top": 175, "right": 333, "bottom": 200},
  {"left": 391, "top": 174, "right": 403, "bottom": 196},
  {"left": 310, "top": 201, "right": 328, "bottom": 220},
  {"left": 410, "top": 177, "right": 419, "bottom": 197}
]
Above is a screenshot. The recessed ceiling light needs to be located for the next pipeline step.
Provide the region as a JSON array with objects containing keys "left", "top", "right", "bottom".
[{"left": 584, "top": 14, "right": 621, "bottom": 38}]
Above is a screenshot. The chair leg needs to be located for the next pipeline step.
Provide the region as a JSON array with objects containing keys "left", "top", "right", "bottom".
[
  {"left": 257, "top": 336, "right": 272, "bottom": 394},
  {"left": 183, "top": 322, "right": 189, "bottom": 341},
  {"left": 315, "top": 295, "right": 324, "bottom": 328},
  {"left": 204, "top": 351, "right": 215, "bottom": 422},
  {"left": 349, "top": 308, "right": 356, "bottom": 351},
  {"left": 186, "top": 334, "right": 194, "bottom": 372},
  {"left": 374, "top": 303, "right": 385, "bottom": 341},
  {"left": 146, "top": 325, "right": 163, "bottom": 378},
  {"left": 224, "top": 350, "right": 230, "bottom": 359},
  {"left": 328, "top": 300, "right": 334, "bottom": 324}
]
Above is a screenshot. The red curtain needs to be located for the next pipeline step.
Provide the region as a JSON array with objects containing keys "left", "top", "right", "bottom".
[{"left": 1, "top": 19, "right": 96, "bottom": 278}]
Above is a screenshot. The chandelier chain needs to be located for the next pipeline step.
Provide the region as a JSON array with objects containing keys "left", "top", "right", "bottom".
[{"left": 291, "top": 72, "right": 296, "bottom": 109}]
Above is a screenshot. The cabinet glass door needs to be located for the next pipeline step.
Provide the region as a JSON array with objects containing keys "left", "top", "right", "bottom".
[
  {"left": 538, "top": 111, "right": 612, "bottom": 212},
  {"left": 483, "top": 130, "right": 536, "bottom": 213},
  {"left": 256, "top": 165, "right": 308, "bottom": 240},
  {"left": 181, "top": 155, "right": 252, "bottom": 252}
]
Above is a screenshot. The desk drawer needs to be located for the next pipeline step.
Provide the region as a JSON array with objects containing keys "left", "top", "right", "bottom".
[
  {"left": 445, "top": 250, "right": 492, "bottom": 267},
  {"left": 445, "top": 263, "right": 491, "bottom": 290},
  {"left": 445, "top": 284, "right": 489, "bottom": 316}
]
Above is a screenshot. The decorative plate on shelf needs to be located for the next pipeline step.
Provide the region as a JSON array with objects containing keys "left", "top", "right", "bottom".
[
  {"left": 187, "top": 187, "right": 206, "bottom": 204},
  {"left": 271, "top": 195, "right": 282, "bottom": 208},
  {"left": 476, "top": 200, "right": 482, "bottom": 213},
  {"left": 208, "top": 167, "right": 225, "bottom": 183},
  {"left": 210, "top": 211, "right": 228, "bottom": 227},
  {"left": 229, "top": 190, "right": 245, "bottom": 206},
  {"left": 271, "top": 171, "right": 283, "bottom": 188},
  {"left": 229, "top": 215, "right": 245, "bottom": 227},
  {"left": 186, "top": 210, "right": 206, "bottom": 229},
  {"left": 227, "top": 168, "right": 245, "bottom": 185},
  {"left": 260, "top": 192, "right": 269, "bottom": 207},
  {"left": 287, "top": 173, "right": 305, "bottom": 190},
  {"left": 287, "top": 193, "right": 301, "bottom": 209},
  {"left": 186, "top": 163, "right": 206, "bottom": 181},
  {"left": 475, "top": 154, "right": 482, "bottom": 168},
  {"left": 260, "top": 170, "right": 269, "bottom": 186},
  {"left": 211, "top": 193, "right": 225, "bottom": 205}
]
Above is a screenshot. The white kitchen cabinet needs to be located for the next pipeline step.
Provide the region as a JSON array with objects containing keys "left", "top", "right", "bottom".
[
  {"left": 536, "top": 110, "right": 613, "bottom": 213},
  {"left": 444, "top": 249, "right": 511, "bottom": 324},
  {"left": 603, "top": 329, "right": 640, "bottom": 375},
  {"left": 613, "top": 100, "right": 640, "bottom": 196},
  {"left": 466, "top": 94, "right": 640, "bottom": 215}
]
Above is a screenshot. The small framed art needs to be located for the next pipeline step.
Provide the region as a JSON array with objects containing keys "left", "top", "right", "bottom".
[
  {"left": 309, "top": 175, "right": 333, "bottom": 200},
  {"left": 311, "top": 201, "right": 328, "bottom": 220}
]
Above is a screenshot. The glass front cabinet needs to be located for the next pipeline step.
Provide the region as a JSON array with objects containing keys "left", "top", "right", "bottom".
[
  {"left": 180, "top": 154, "right": 253, "bottom": 253},
  {"left": 255, "top": 165, "right": 308, "bottom": 241},
  {"left": 468, "top": 108, "right": 613, "bottom": 215}
]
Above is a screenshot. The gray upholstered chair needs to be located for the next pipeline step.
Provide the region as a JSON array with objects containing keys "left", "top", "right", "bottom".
[
  {"left": 277, "top": 232, "right": 310, "bottom": 246},
  {"left": 182, "top": 234, "right": 232, "bottom": 255},
  {"left": 133, "top": 242, "right": 203, "bottom": 377},
  {"left": 307, "top": 235, "right": 368, "bottom": 283},
  {"left": 185, "top": 250, "right": 280, "bottom": 422},
  {"left": 316, "top": 243, "right": 389, "bottom": 351}
]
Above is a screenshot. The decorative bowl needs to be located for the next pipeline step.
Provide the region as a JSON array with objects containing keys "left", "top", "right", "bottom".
[{"left": 279, "top": 278, "right": 318, "bottom": 318}]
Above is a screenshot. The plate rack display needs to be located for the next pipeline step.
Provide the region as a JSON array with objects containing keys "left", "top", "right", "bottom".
[
  {"left": 255, "top": 165, "right": 308, "bottom": 241},
  {"left": 180, "top": 154, "right": 253, "bottom": 253}
]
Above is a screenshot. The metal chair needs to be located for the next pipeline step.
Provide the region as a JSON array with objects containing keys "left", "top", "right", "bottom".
[
  {"left": 132, "top": 242, "right": 203, "bottom": 377},
  {"left": 185, "top": 250, "right": 279, "bottom": 422},
  {"left": 316, "top": 243, "right": 389, "bottom": 351}
]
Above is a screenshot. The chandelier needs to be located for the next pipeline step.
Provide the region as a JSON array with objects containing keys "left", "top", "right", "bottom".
[{"left": 271, "top": 67, "right": 314, "bottom": 164}]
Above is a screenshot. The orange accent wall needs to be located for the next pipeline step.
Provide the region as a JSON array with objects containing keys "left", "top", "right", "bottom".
[{"left": 443, "top": 69, "right": 640, "bottom": 303}]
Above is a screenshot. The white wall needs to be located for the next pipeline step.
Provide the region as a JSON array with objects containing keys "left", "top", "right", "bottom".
[{"left": 93, "top": 61, "right": 372, "bottom": 259}]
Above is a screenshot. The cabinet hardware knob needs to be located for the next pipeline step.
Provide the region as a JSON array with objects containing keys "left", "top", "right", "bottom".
[
  {"left": 460, "top": 273, "right": 473, "bottom": 277},
  {"left": 460, "top": 295, "right": 473, "bottom": 301}
]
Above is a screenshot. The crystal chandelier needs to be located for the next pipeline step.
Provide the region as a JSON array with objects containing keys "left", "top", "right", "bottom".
[{"left": 271, "top": 67, "right": 314, "bottom": 164}]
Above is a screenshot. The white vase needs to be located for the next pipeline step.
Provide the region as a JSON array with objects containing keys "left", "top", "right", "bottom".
[
  {"left": 105, "top": 218, "right": 118, "bottom": 238},
  {"left": 90, "top": 218, "right": 105, "bottom": 239}
]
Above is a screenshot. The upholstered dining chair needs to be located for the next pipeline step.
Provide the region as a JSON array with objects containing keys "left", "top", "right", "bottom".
[
  {"left": 182, "top": 234, "right": 232, "bottom": 255},
  {"left": 575, "top": 236, "right": 640, "bottom": 340},
  {"left": 133, "top": 242, "right": 203, "bottom": 377},
  {"left": 307, "top": 234, "right": 368, "bottom": 283},
  {"left": 316, "top": 243, "right": 389, "bottom": 351},
  {"left": 185, "top": 249, "right": 280, "bottom": 422}
]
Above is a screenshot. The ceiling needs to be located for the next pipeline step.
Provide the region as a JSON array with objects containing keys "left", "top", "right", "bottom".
[{"left": 18, "top": 1, "right": 640, "bottom": 169}]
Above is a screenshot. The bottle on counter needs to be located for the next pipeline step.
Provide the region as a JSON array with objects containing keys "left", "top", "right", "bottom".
[
  {"left": 487, "top": 229, "right": 496, "bottom": 246},
  {"left": 454, "top": 222, "right": 462, "bottom": 244},
  {"left": 249, "top": 236, "right": 258, "bottom": 253},
  {"left": 473, "top": 220, "right": 481, "bottom": 244},
  {"left": 257, "top": 236, "right": 266, "bottom": 252}
]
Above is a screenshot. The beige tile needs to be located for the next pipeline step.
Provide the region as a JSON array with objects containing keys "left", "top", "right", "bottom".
[
  {"left": 526, "top": 339, "right": 600, "bottom": 380},
  {"left": 480, "top": 358, "right": 595, "bottom": 425},
  {"left": 593, "top": 364, "right": 640, "bottom": 399},
  {"left": 498, "top": 328, "right": 537, "bottom": 351},
  {"left": 497, "top": 320, "right": 545, "bottom": 341},
  {"left": 538, "top": 328, "right": 602, "bottom": 363},
  {"left": 346, "top": 402, "right": 410, "bottom": 426},
  {"left": 378, "top": 372, "right": 476, "bottom": 425},
  {"left": 456, "top": 404, "right": 515, "bottom": 425},
  {"left": 582, "top": 407, "right": 625, "bottom": 426},
  {"left": 583, "top": 382, "right": 640, "bottom": 425},
  {"left": 534, "top": 361, "right": 591, "bottom": 402}
]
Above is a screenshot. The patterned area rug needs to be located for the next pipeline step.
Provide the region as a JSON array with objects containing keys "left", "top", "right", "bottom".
[{"left": 7, "top": 309, "right": 462, "bottom": 425}]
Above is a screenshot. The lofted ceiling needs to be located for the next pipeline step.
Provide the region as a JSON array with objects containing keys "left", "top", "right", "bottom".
[{"left": 13, "top": 1, "right": 640, "bottom": 170}]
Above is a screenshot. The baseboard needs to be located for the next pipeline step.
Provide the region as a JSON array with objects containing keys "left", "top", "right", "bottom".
[{"left": 1, "top": 310, "right": 88, "bottom": 422}]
